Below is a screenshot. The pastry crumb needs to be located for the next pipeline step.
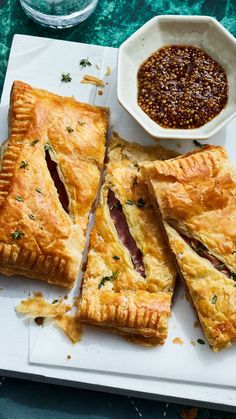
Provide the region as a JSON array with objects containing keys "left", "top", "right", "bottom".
[
  {"left": 67, "top": 354, "right": 71, "bottom": 359},
  {"left": 56, "top": 315, "right": 82, "bottom": 343},
  {"left": 33, "top": 291, "right": 43, "bottom": 298},
  {"left": 95, "top": 64, "right": 100, "bottom": 70},
  {"left": 64, "top": 295, "right": 68, "bottom": 300},
  {"left": 105, "top": 66, "right": 111, "bottom": 76},
  {"left": 190, "top": 339, "right": 196, "bottom": 346},
  {"left": 16, "top": 295, "right": 71, "bottom": 319},
  {"left": 16, "top": 295, "right": 81, "bottom": 343},
  {"left": 194, "top": 320, "right": 200, "bottom": 328},
  {"left": 180, "top": 407, "right": 198, "bottom": 419},
  {"left": 81, "top": 75, "right": 104, "bottom": 87},
  {"left": 34, "top": 316, "right": 44, "bottom": 326},
  {"left": 105, "top": 82, "right": 109, "bottom": 85},
  {"left": 172, "top": 337, "right": 183, "bottom": 345},
  {"left": 98, "top": 90, "right": 103, "bottom": 96},
  {"left": 73, "top": 296, "right": 79, "bottom": 307}
]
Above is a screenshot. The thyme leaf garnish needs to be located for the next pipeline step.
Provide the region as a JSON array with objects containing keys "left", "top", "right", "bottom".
[
  {"left": 30, "top": 139, "right": 39, "bottom": 146},
  {"left": 78, "top": 121, "right": 86, "bottom": 126},
  {"left": 136, "top": 197, "right": 146, "bottom": 208},
  {"left": 216, "top": 263, "right": 225, "bottom": 270},
  {"left": 44, "top": 143, "right": 52, "bottom": 152},
  {"left": 11, "top": 230, "right": 25, "bottom": 240},
  {"left": 28, "top": 213, "right": 35, "bottom": 220},
  {"left": 193, "top": 140, "right": 204, "bottom": 148},
  {"left": 79, "top": 58, "right": 92, "bottom": 68},
  {"left": 125, "top": 198, "right": 146, "bottom": 207},
  {"left": 211, "top": 295, "right": 217, "bottom": 304},
  {"left": 20, "top": 160, "right": 28, "bottom": 169},
  {"left": 98, "top": 272, "right": 117, "bottom": 289},
  {"left": 112, "top": 202, "right": 121, "bottom": 210},
  {"left": 61, "top": 72, "right": 72, "bottom": 83},
  {"left": 66, "top": 126, "right": 74, "bottom": 133},
  {"left": 197, "top": 338, "right": 205, "bottom": 345},
  {"left": 98, "top": 276, "right": 111, "bottom": 289},
  {"left": 15, "top": 196, "right": 24, "bottom": 202},
  {"left": 36, "top": 188, "right": 43, "bottom": 194},
  {"left": 112, "top": 256, "right": 120, "bottom": 260},
  {"left": 52, "top": 299, "right": 59, "bottom": 304}
]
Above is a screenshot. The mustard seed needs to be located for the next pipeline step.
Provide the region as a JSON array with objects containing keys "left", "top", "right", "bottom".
[{"left": 137, "top": 45, "right": 228, "bottom": 129}]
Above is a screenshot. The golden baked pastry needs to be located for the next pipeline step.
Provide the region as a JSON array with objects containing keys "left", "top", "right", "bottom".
[
  {"left": 16, "top": 293, "right": 81, "bottom": 343},
  {"left": 0, "top": 81, "right": 108, "bottom": 287},
  {"left": 141, "top": 145, "right": 236, "bottom": 351},
  {"left": 77, "top": 133, "right": 177, "bottom": 344}
]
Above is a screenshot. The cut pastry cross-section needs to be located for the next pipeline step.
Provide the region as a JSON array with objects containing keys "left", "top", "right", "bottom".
[
  {"left": 141, "top": 145, "right": 236, "bottom": 351},
  {"left": 77, "top": 133, "right": 177, "bottom": 345},
  {"left": 0, "top": 81, "right": 109, "bottom": 287}
]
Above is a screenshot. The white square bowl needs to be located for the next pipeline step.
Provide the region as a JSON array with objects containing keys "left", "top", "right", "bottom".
[{"left": 117, "top": 15, "right": 236, "bottom": 140}]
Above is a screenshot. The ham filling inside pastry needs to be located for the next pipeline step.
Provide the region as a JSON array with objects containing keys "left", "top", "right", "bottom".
[
  {"left": 107, "top": 189, "right": 146, "bottom": 278},
  {"left": 182, "top": 234, "right": 235, "bottom": 280},
  {"left": 45, "top": 149, "right": 69, "bottom": 214}
]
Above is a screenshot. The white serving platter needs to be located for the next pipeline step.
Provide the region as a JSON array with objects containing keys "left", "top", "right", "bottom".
[{"left": 1, "top": 34, "right": 236, "bottom": 411}]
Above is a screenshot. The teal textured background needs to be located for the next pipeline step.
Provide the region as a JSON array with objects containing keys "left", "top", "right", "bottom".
[
  {"left": 0, "top": 377, "right": 236, "bottom": 419},
  {"left": 1, "top": 0, "right": 236, "bottom": 418},
  {"left": 1, "top": 0, "right": 236, "bottom": 92}
]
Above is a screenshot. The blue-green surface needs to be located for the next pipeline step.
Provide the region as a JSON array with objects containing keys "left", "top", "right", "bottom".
[
  {"left": 1, "top": 0, "right": 236, "bottom": 417},
  {"left": 0, "top": 377, "right": 236, "bottom": 419}
]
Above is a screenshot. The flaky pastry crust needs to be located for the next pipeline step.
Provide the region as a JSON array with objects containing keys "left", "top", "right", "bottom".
[
  {"left": 77, "top": 133, "right": 177, "bottom": 344},
  {"left": 0, "top": 81, "right": 108, "bottom": 287},
  {"left": 141, "top": 146, "right": 236, "bottom": 351},
  {"left": 16, "top": 295, "right": 81, "bottom": 342}
]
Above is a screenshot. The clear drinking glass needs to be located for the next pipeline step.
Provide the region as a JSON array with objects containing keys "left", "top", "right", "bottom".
[{"left": 19, "top": 0, "right": 99, "bottom": 29}]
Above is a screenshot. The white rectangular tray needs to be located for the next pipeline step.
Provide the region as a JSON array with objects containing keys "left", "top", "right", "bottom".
[{"left": 1, "top": 34, "right": 236, "bottom": 411}]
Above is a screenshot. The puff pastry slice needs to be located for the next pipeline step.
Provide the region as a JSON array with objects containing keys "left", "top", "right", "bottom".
[
  {"left": 77, "top": 133, "right": 177, "bottom": 344},
  {"left": 141, "top": 145, "right": 236, "bottom": 351},
  {"left": 0, "top": 81, "right": 108, "bottom": 287}
]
